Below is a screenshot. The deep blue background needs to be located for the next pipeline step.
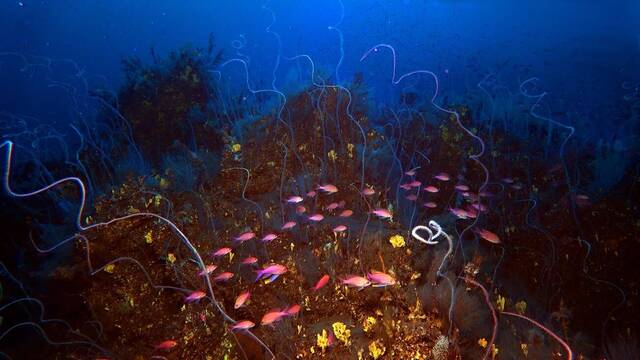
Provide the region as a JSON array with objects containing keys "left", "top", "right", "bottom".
[{"left": 1, "top": 0, "right": 639, "bottom": 142}]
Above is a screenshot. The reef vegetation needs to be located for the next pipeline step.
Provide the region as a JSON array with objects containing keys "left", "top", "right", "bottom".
[{"left": 0, "top": 39, "right": 639, "bottom": 360}]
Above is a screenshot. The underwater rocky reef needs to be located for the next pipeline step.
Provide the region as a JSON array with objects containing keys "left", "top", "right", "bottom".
[{"left": 1, "top": 1, "right": 639, "bottom": 359}]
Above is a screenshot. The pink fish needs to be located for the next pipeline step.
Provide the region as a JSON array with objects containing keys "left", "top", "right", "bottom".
[
  {"left": 317, "top": 184, "right": 338, "bottom": 194},
  {"left": 479, "top": 190, "right": 493, "bottom": 197},
  {"left": 399, "top": 183, "right": 412, "bottom": 190},
  {"left": 405, "top": 167, "right": 419, "bottom": 176},
  {"left": 241, "top": 256, "right": 258, "bottom": 265},
  {"left": 261, "top": 233, "right": 278, "bottom": 242},
  {"left": 296, "top": 205, "right": 307, "bottom": 214},
  {"left": 155, "top": 340, "right": 178, "bottom": 350},
  {"left": 231, "top": 320, "right": 255, "bottom": 331},
  {"left": 306, "top": 190, "right": 317, "bottom": 198},
  {"left": 256, "top": 264, "right": 288, "bottom": 282},
  {"left": 424, "top": 185, "right": 439, "bottom": 193},
  {"left": 213, "top": 272, "right": 234, "bottom": 282},
  {"left": 471, "top": 202, "right": 487, "bottom": 212},
  {"left": 367, "top": 270, "right": 396, "bottom": 287},
  {"left": 198, "top": 264, "right": 218, "bottom": 276},
  {"left": 261, "top": 309, "right": 289, "bottom": 326},
  {"left": 371, "top": 208, "right": 392, "bottom": 220},
  {"left": 423, "top": 202, "right": 437, "bottom": 208},
  {"left": 325, "top": 202, "right": 340, "bottom": 211},
  {"left": 281, "top": 221, "right": 297, "bottom": 230},
  {"left": 212, "top": 247, "right": 232, "bottom": 257},
  {"left": 308, "top": 214, "right": 324, "bottom": 222},
  {"left": 409, "top": 180, "right": 422, "bottom": 188},
  {"left": 464, "top": 206, "right": 478, "bottom": 218},
  {"left": 313, "top": 274, "right": 330, "bottom": 291},
  {"left": 185, "top": 290, "right": 206, "bottom": 303},
  {"left": 449, "top": 207, "right": 469, "bottom": 219},
  {"left": 501, "top": 177, "right": 514, "bottom": 184},
  {"left": 575, "top": 194, "right": 590, "bottom": 207},
  {"left": 339, "top": 209, "right": 353, "bottom": 217},
  {"left": 511, "top": 183, "right": 523, "bottom": 190},
  {"left": 286, "top": 195, "right": 304, "bottom": 204},
  {"left": 475, "top": 228, "right": 500, "bottom": 244},
  {"left": 434, "top": 172, "right": 451, "bottom": 181},
  {"left": 234, "top": 231, "right": 256, "bottom": 242},
  {"left": 454, "top": 184, "right": 470, "bottom": 191},
  {"left": 333, "top": 225, "right": 347, "bottom": 233},
  {"left": 462, "top": 192, "right": 479, "bottom": 201},
  {"left": 361, "top": 187, "right": 376, "bottom": 196},
  {"left": 405, "top": 194, "right": 418, "bottom": 201},
  {"left": 341, "top": 275, "right": 371, "bottom": 289},
  {"left": 285, "top": 304, "right": 301, "bottom": 316},
  {"left": 234, "top": 291, "right": 251, "bottom": 309}
]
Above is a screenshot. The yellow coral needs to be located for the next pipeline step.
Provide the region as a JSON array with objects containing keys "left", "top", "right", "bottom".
[
  {"left": 368, "top": 340, "right": 386, "bottom": 359},
  {"left": 521, "top": 343, "right": 528, "bottom": 357},
  {"left": 496, "top": 295, "right": 505, "bottom": 312},
  {"left": 104, "top": 264, "right": 115, "bottom": 274},
  {"left": 332, "top": 322, "right": 351, "bottom": 345},
  {"left": 515, "top": 300, "right": 527, "bottom": 315},
  {"left": 167, "top": 253, "right": 176, "bottom": 264},
  {"left": 347, "top": 143, "right": 355, "bottom": 158},
  {"left": 145, "top": 230, "right": 153, "bottom": 244},
  {"left": 478, "top": 338, "right": 488, "bottom": 348},
  {"left": 231, "top": 143, "right": 241, "bottom": 153},
  {"left": 327, "top": 149, "right": 338, "bottom": 161},
  {"left": 490, "top": 344, "right": 499, "bottom": 358},
  {"left": 363, "top": 316, "right": 377, "bottom": 332},
  {"left": 389, "top": 234, "right": 405, "bottom": 248},
  {"left": 317, "top": 329, "right": 329, "bottom": 353}
]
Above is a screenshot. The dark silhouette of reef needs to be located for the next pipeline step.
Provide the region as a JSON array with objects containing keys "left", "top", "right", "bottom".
[{"left": 1, "top": 44, "right": 639, "bottom": 360}]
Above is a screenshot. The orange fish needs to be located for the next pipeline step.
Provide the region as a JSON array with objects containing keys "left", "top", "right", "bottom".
[
  {"left": 332, "top": 225, "right": 347, "bottom": 233},
  {"left": 256, "top": 264, "right": 287, "bottom": 282},
  {"left": 367, "top": 270, "right": 396, "bottom": 287},
  {"left": 286, "top": 195, "right": 304, "bottom": 204},
  {"left": 241, "top": 256, "right": 258, "bottom": 265},
  {"left": 198, "top": 264, "right": 218, "bottom": 276},
  {"left": 313, "top": 274, "right": 330, "bottom": 291},
  {"left": 285, "top": 304, "right": 301, "bottom": 316},
  {"left": 424, "top": 185, "right": 439, "bottom": 193},
  {"left": 475, "top": 228, "right": 500, "bottom": 244},
  {"left": 260, "top": 309, "right": 289, "bottom": 326},
  {"left": 234, "top": 231, "right": 256, "bottom": 242},
  {"left": 184, "top": 290, "right": 206, "bottom": 303},
  {"left": 424, "top": 201, "right": 437, "bottom": 208},
  {"left": 405, "top": 167, "right": 419, "bottom": 176},
  {"left": 234, "top": 290, "right": 251, "bottom": 309},
  {"left": 212, "top": 247, "right": 232, "bottom": 257},
  {"left": 371, "top": 208, "right": 392, "bottom": 220},
  {"left": 155, "top": 340, "right": 178, "bottom": 350},
  {"left": 317, "top": 184, "right": 338, "bottom": 194},
  {"left": 213, "top": 272, "right": 234, "bottom": 282},
  {"left": 308, "top": 214, "right": 324, "bottom": 222},
  {"left": 281, "top": 221, "right": 297, "bottom": 230},
  {"left": 261, "top": 233, "right": 278, "bottom": 242},
  {"left": 341, "top": 275, "right": 371, "bottom": 289},
  {"left": 231, "top": 320, "right": 255, "bottom": 331},
  {"left": 361, "top": 187, "right": 375, "bottom": 196}
]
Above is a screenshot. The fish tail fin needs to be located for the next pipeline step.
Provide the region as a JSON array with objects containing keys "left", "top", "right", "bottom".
[{"left": 255, "top": 270, "right": 264, "bottom": 282}]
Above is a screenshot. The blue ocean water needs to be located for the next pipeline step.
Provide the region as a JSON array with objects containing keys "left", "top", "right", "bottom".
[{"left": 0, "top": 1, "right": 639, "bottom": 359}]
